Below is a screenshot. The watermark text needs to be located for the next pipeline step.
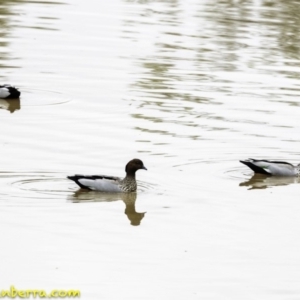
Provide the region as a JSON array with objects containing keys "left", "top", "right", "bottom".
[{"left": 0, "top": 286, "right": 80, "bottom": 298}]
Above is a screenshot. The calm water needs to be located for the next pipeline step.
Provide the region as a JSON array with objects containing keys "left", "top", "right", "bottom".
[{"left": 1, "top": 0, "right": 300, "bottom": 299}]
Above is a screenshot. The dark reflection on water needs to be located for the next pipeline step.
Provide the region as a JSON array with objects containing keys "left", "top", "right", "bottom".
[
  {"left": 0, "top": 0, "right": 65, "bottom": 71},
  {"left": 122, "top": 0, "right": 300, "bottom": 141},
  {"left": 122, "top": 0, "right": 209, "bottom": 135},
  {"left": 68, "top": 191, "right": 146, "bottom": 226},
  {"left": 261, "top": 1, "right": 300, "bottom": 60},
  {"left": 199, "top": 0, "right": 300, "bottom": 75},
  {"left": 14, "top": 0, "right": 65, "bottom": 31},
  {"left": 0, "top": 1, "right": 19, "bottom": 70},
  {"left": 0, "top": 98, "right": 20, "bottom": 113},
  {"left": 239, "top": 173, "right": 300, "bottom": 190}
]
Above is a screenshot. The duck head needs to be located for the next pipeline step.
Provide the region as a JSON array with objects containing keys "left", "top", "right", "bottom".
[{"left": 125, "top": 159, "right": 147, "bottom": 176}]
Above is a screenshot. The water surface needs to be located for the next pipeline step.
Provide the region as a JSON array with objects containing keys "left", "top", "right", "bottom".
[{"left": 1, "top": 0, "right": 300, "bottom": 299}]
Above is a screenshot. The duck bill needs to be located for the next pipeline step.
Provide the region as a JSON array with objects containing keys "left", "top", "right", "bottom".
[{"left": 142, "top": 166, "right": 147, "bottom": 170}]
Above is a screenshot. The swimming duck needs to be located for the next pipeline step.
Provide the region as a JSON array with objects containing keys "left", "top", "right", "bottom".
[
  {"left": 67, "top": 159, "right": 147, "bottom": 192},
  {"left": 0, "top": 84, "right": 21, "bottom": 99},
  {"left": 240, "top": 158, "right": 300, "bottom": 176}
]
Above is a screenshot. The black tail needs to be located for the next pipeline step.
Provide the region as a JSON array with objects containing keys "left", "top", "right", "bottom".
[
  {"left": 6, "top": 87, "right": 21, "bottom": 99},
  {"left": 67, "top": 175, "right": 92, "bottom": 190},
  {"left": 240, "top": 160, "right": 270, "bottom": 175}
]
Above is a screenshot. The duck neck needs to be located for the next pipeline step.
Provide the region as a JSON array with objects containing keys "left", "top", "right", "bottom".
[{"left": 125, "top": 171, "right": 136, "bottom": 180}]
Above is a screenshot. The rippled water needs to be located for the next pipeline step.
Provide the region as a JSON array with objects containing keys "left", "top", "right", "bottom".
[{"left": 1, "top": 0, "right": 300, "bottom": 299}]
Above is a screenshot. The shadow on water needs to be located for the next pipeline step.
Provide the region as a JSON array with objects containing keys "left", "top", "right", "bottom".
[
  {"left": 0, "top": 98, "right": 20, "bottom": 113},
  {"left": 68, "top": 191, "right": 146, "bottom": 226},
  {"left": 239, "top": 173, "right": 300, "bottom": 190}
]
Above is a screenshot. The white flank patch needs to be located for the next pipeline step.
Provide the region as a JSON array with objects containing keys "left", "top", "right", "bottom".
[
  {"left": 0, "top": 88, "right": 10, "bottom": 99},
  {"left": 78, "top": 178, "right": 122, "bottom": 192},
  {"left": 252, "top": 160, "right": 296, "bottom": 176}
]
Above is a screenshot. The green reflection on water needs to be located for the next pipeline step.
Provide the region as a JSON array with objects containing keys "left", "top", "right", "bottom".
[{"left": 0, "top": 0, "right": 65, "bottom": 72}]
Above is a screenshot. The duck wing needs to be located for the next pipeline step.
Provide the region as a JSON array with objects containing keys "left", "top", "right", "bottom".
[
  {"left": 67, "top": 174, "right": 122, "bottom": 192},
  {"left": 240, "top": 159, "right": 295, "bottom": 176},
  {"left": 240, "top": 159, "right": 271, "bottom": 175}
]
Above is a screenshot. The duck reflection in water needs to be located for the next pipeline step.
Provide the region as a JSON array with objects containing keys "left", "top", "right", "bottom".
[
  {"left": 0, "top": 98, "right": 20, "bottom": 113},
  {"left": 68, "top": 191, "right": 146, "bottom": 226},
  {"left": 239, "top": 173, "right": 300, "bottom": 190}
]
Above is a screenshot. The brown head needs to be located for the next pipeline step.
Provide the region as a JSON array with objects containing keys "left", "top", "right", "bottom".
[{"left": 125, "top": 159, "right": 147, "bottom": 177}]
